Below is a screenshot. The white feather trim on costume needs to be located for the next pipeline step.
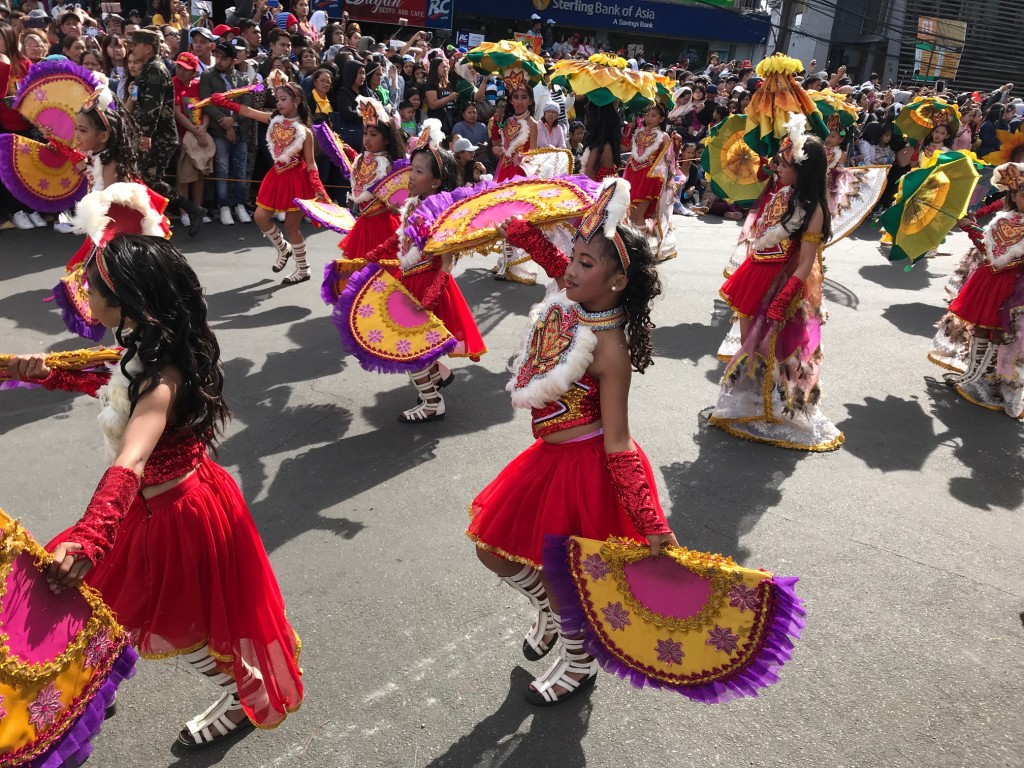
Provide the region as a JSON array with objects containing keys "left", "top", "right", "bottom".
[
  {"left": 95, "top": 354, "right": 143, "bottom": 462},
  {"left": 502, "top": 114, "right": 530, "bottom": 159},
  {"left": 69, "top": 182, "right": 167, "bottom": 245},
  {"left": 352, "top": 153, "right": 391, "bottom": 204},
  {"left": 507, "top": 291, "right": 597, "bottom": 410},
  {"left": 413, "top": 118, "right": 445, "bottom": 152},
  {"left": 267, "top": 115, "right": 307, "bottom": 166},
  {"left": 398, "top": 196, "right": 427, "bottom": 271},
  {"left": 985, "top": 210, "right": 1024, "bottom": 270}
]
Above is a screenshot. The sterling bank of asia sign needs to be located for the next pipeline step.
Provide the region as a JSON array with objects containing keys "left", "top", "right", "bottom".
[
  {"left": 525, "top": 0, "right": 765, "bottom": 39},
  {"left": 543, "top": 0, "right": 657, "bottom": 30}
]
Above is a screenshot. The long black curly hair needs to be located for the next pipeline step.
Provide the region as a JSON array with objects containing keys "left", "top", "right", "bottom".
[
  {"left": 583, "top": 102, "right": 623, "bottom": 168},
  {"left": 783, "top": 136, "right": 832, "bottom": 243},
  {"left": 79, "top": 102, "right": 143, "bottom": 184},
  {"left": 86, "top": 235, "right": 229, "bottom": 446},
  {"left": 604, "top": 223, "right": 662, "bottom": 373}
]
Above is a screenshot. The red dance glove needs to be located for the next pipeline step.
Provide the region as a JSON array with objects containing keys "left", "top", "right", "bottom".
[
  {"left": 47, "top": 138, "right": 86, "bottom": 166},
  {"left": 606, "top": 450, "right": 671, "bottom": 536},
  {"left": 41, "top": 368, "right": 110, "bottom": 397},
  {"left": 960, "top": 223, "right": 985, "bottom": 251},
  {"left": 505, "top": 219, "right": 569, "bottom": 278},
  {"left": 767, "top": 276, "right": 804, "bottom": 322},
  {"left": 211, "top": 92, "right": 242, "bottom": 113},
  {"left": 309, "top": 167, "right": 328, "bottom": 202},
  {"left": 420, "top": 270, "right": 450, "bottom": 312},
  {"left": 67, "top": 465, "right": 141, "bottom": 565},
  {"left": 366, "top": 233, "right": 400, "bottom": 263}
]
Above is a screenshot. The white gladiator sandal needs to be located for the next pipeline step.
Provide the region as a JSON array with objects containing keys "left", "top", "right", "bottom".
[
  {"left": 525, "top": 627, "right": 600, "bottom": 706},
  {"left": 398, "top": 368, "right": 446, "bottom": 423},
  {"left": 176, "top": 646, "right": 255, "bottom": 750},
  {"left": 948, "top": 337, "right": 995, "bottom": 386},
  {"left": 501, "top": 564, "right": 559, "bottom": 661}
]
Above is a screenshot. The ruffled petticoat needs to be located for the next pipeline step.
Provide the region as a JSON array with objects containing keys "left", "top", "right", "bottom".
[
  {"left": 710, "top": 267, "right": 844, "bottom": 451},
  {"left": 50, "top": 459, "right": 303, "bottom": 729},
  {"left": 467, "top": 433, "right": 655, "bottom": 568}
]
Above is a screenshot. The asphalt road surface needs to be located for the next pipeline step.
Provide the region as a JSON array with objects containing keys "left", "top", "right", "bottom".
[{"left": 1, "top": 213, "right": 1021, "bottom": 768}]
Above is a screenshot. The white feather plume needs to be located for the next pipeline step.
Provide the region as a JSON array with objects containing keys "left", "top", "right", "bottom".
[
  {"left": 69, "top": 182, "right": 166, "bottom": 245},
  {"left": 784, "top": 113, "right": 809, "bottom": 164},
  {"left": 355, "top": 95, "right": 390, "bottom": 127},
  {"left": 600, "top": 176, "right": 632, "bottom": 239}
]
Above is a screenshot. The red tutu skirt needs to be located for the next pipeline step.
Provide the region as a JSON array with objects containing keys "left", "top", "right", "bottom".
[
  {"left": 401, "top": 269, "right": 487, "bottom": 359},
  {"left": 595, "top": 167, "right": 618, "bottom": 181},
  {"left": 623, "top": 164, "right": 663, "bottom": 203},
  {"left": 256, "top": 161, "right": 315, "bottom": 213},
  {"left": 949, "top": 264, "right": 1022, "bottom": 329},
  {"left": 720, "top": 258, "right": 788, "bottom": 318},
  {"left": 50, "top": 459, "right": 302, "bottom": 729},
  {"left": 467, "top": 434, "right": 657, "bottom": 568},
  {"left": 338, "top": 205, "right": 399, "bottom": 258},
  {"left": 496, "top": 158, "right": 526, "bottom": 183}
]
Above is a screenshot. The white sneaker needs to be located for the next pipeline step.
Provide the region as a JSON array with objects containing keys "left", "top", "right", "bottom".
[
  {"left": 180, "top": 212, "right": 191, "bottom": 227},
  {"left": 203, "top": 214, "right": 212, "bottom": 223},
  {"left": 54, "top": 220, "right": 76, "bottom": 233},
  {"left": 28, "top": 211, "right": 47, "bottom": 228},
  {"left": 11, "top": 211, "right": 34, "bottom": 230},
  {"left": 220, "top": 206, "right": 234, "bottom": 226},
  {"left": 234, "top": 205, "right": 252, "bottom": 224}
]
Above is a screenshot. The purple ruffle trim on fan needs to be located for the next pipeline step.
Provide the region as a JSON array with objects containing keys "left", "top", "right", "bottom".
[
  {"left": 0, "top": 379, "right": 42, "bottom": 391},
  {"left": 313, "top": 123, "right": 352, "bottom": 179},
  {"left": 14, "top": 58, "right": 101, "bottom": 104},
  {"left": 320, "top": 261, "right": 339, "bottom": 306},
  {"left": 0, "top": 135, "right": 88, "bottom": 213},
  {"left": 51, "top": 281, "right": 106, "bottom": 341},
  {"left": 331, "top": 262, "right": 456, "bottom": 375},
  {"left": 29, "top": 642, "right": 138, "bottom": 768},
  {"left": 392, "top": 158, "right": 410, "bottom": 172},
  {"left": 403, "top": 174, "right": 602, "bottom": 252},
  {"left": 542, "top": 535, "right": 806, "bottom": 705}
]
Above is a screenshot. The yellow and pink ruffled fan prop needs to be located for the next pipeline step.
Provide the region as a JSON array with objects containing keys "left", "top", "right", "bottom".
[
  {"left": 312, "top": 122, "right": 354, "bottom": 180},
  {"left": 544, "top": 535, "right": 805, "bottom": 703},
  {"left": 0, "top": 60, "right": 101, "bottom": 212},
  {"left": 0, "top": 509, "right": 137, "bottom": 766},
  {"left": 331, "top": 263, "right": 457, "bottom": 374},
  {"left": 295, "top": 199, "right": 356, "bottom": 234},
  {"left": 370, "top": 160, "right": 411, "bottom": 210},
  {"left": 410, "top": 175, "right": 601, "bottom": 259}
]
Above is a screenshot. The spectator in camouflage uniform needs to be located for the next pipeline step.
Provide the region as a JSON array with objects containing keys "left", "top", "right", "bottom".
[{"left": 130, "top": 28, "right": 206, "bottom": 235}]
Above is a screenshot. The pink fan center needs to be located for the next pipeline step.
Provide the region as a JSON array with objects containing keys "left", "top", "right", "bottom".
[
  {"left": 622, "top": 558, "right": 712, "bottom": 620},
  {"left": 4, "top": 551, "right": 92, "bottom": 663},
  {"left": 469, "top": 200, "right": 537, "bottom": 230},
  {"left": 385, "top": 290, "right": 427, "bottom": 328}
]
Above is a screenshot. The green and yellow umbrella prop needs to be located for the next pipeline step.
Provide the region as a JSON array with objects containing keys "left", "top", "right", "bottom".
[
  {"left": 550, "top": 54, "right": 670, "bottom": 111},
  {"left": 808, "top": 88, "right": 859, "bottom": 136},
  {"left": 465, "top": 40, "right": 546, "bottom": 88},
  {"left": 701, "top": 114, "right": 768, "bottom": 206},
  {"left": 744, "top": 54, "right": 828, "bottom": 157},
  {"left": 879, "top": 151, "right": 980, "bottom": 265},
  {"left": 894, "top": 96, "right": 961, "bottom": 147}
]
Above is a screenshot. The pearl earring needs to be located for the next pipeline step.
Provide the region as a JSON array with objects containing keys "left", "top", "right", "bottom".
[{"left": 611, "top": 286, "right": 617, "bottom": 292}]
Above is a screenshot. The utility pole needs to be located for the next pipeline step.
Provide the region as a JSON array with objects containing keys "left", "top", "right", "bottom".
[{"left": 774, "top": 0, "right": 796, "bottom": 56}]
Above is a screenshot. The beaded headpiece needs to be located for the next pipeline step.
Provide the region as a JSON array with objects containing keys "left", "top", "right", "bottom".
[
  {"left": 409, "top": 117, "right": 445, "bottom": 174},
  {"left": 575, "top": 177, "right": 632, "bottom": 271},
  {"left": 503, "top": 65, "right": 529, "bottom": 95},
  {"left": 993, "top": 162, "right": 1024, "bottom": 193},
  {"left": 356, "top": 95, "right": 389, "bottom": 128},
  {"left": 81, "top": 86, "right": 113, "bottom": 131}
]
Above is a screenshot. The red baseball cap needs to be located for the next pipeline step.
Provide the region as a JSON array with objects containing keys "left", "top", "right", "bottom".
[
  {"left": 175, "top": 52, "right": 200, "bottom": 70},
  {"left": 212, "top": 23, "right": 239, "bottom": 37}
]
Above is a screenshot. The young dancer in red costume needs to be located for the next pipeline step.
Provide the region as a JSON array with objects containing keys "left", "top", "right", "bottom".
[
  {"left": 494, "top": 67, "right": 537, "bottom": 183},
  {"left": 6, "top": 229, "right": 303, "bottom": 749},
  {"left": 622, "top": 103, "right": 671, "bottom": 226},
  {"left": 467, "top": 177, "right": 677, "bottom": 705},
  {"left": 359, "top": 121, "right": 487, "bottom": 422},
  {"left": 212, "top": 81, "right": 328, "bottom": 285},
  {"left": 336, "top": 97, "right": 407, "bottom": 263}
]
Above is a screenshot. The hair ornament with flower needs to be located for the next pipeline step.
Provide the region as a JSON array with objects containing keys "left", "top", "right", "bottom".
[
  {"left": 81, "top": 86, "right": 115, "bottom": 130},
  {"left": 993, "top": 162, "right": 1024, "bottom": 193},
  {"left": 356, "top": 95, "right": 389, "bottom": 128},
  {"left": 503, "top": 65, "right": 529, "bottom": 95},
  {"left": 409, "top": 117, "right": 446, "bottom": 174},
  {"left": 575, "top": 177, "right": 632, "bottom": 272}
]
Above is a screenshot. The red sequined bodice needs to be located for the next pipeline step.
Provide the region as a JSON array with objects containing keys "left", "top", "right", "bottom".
[
  {"left": 531, "top": 372, "right": 601, "bottom": 439},
  {"left": 143, "top": 428, "right": 206, "bottom": 487}
]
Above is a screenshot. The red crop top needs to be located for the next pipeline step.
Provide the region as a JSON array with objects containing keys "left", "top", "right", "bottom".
[{"left": 531, "top": 372, "right": 601, "bottom": 439}]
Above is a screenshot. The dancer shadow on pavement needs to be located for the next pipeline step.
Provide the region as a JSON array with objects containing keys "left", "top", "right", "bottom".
[
  {"left": 426, "top": 667, "right": 591, "bottom": 768},
  {"left": 881, "top": 302, "right": 944, "bottom": 338},
  {"left": 858, "top": 262, "right": 936, "bottom": 291},
  {"left": 661, "top": 416, "right": 803, "bottom": 562},
  {"left": 457, "top": 267, "right": 549, "bottom": 337}
]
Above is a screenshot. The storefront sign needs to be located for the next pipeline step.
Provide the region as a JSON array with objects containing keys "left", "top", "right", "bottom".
[
  {"left": 478, "top": 0, "right": 768, "bottom": 43},
  {"left": 514, "top": 32, "right": 543, "bottom": 54},
  {"left": 343, "top": 0, "right": 452, "bottom": 28},
  {"left": 456, "top": 30, "right": 486, "bottom": 48}
]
